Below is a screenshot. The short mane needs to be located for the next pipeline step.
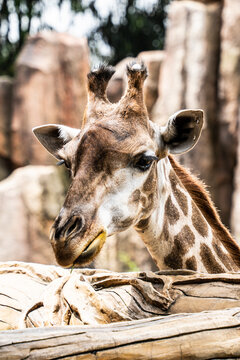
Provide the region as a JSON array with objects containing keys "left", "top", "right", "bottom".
[{"left": 169, "top": 155, "right": 240, "bottom": 269}]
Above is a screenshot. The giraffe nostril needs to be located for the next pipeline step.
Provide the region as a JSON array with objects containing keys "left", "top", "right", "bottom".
[
  {"left": 65, "top": 216, "right": 83, "bottom": 238},
  {"left": 53, "top": 215, "right": 84, "bottom": 241},
  {"left": 54, "top": 227, "right": 62, "bottom": 241}
]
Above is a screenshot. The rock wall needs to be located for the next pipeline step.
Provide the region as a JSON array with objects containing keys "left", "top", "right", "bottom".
[
  {"left": 11, "top": 32, "right": 89, "bottom": 167},
  {"left": 0, "top": 165, "right": 69, "bottom": 264},
  {"left": 152, "top": 0, "right": 240, "bottom": 231},
  {"left": 152, "top": 0, "right": 222, "bottom": 217},
  {"left": 138, "top": 50, "right": 165, "bottom": 116},
  {"left": 0, "top": 77, "right": 13, "bottom": 180},
  {"left": 224, "top": 0, "right": 240, "bottom": 237}
]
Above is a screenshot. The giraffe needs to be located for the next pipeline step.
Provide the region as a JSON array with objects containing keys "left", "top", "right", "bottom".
[{"left": 33, "top": 63, "right": 240, "bottom": 273}]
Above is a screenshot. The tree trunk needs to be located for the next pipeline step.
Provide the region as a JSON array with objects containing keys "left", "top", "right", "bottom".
[
  {"left": 2, "top": 262, "right": 240, "bottom": 358},
  {"left": 1, "top": 307, "right": 240, "bottom": 359}
]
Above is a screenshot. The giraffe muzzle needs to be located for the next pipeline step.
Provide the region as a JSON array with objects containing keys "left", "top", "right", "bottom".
[{"left": 50, "top": 212, "right": 107, "bottom": 267}]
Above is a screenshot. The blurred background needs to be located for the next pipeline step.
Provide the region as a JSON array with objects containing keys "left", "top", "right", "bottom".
[{"left": 0, "top": 0, "right": 239, "bottom": 272}]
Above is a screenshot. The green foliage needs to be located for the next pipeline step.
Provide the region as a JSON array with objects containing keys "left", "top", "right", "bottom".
[
  {"left": 71, "top": 0, "right": 171, "bottom": 65},
  {"left": 0, "top": 0, "right": 171, "bottom": 75},
  {"left": 118, "top": 251, "right": 140, "bottom": 272},
  {"left": 0, "top": 0, "right": 45, "bottom": 75}
]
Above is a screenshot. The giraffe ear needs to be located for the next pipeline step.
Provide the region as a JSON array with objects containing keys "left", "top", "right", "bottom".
[
  {"left": 32, "top": 124, "right": 80, "bottom": 160},
  {"left": 160, "top": 109, "right": 204, "bottom": 155}
]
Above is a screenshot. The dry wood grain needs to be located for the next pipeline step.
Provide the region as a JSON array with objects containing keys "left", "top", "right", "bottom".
[
  {"left": 1, "top": 307, "right": 240, "bottom": 359},
  {"left": 1, "top": 262, "right": 240, "bottom": 358},
  {"left": 2, "top": 261, "right": 240, "bottom": 331}
]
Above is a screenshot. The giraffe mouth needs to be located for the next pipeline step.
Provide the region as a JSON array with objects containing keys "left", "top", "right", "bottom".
[{"left": 73, "top": 231, "right": 107, "bottom": 266}]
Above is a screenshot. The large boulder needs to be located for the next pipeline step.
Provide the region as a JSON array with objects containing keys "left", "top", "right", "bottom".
[
  {"left": 152, "top": 0, "right": 222, "bottom": 214},
  {"left": 0, "top": 165, "right": 69, "bottom": 264},
  {"left": 0, "top": 77, "right": 13, "bottom": 180},
  {"left": 11, "top": 32, "right": 89, "bottom": 167}
]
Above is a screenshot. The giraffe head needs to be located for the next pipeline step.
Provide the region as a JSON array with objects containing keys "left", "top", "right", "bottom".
[{"left": 33, "top": 63, "right": 203, "bottom": 267}]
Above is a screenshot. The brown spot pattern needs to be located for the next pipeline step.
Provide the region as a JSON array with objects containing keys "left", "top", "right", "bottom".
[
  {"left": 164, "top": 239, "right": 183, "bottom": 269},
  {"left": 165, "top": 196, "right": 180, "bottom": 225},
  {"left": 162, "top": 218, "right": 169, "bottom": 242},
  {"left": 212, "top": 240, "right": 237, "bottom": 272},
  {"left": 169, "top": 155, "right": 240, "bottom": 271},
  {"left": 185, "top": 256, "right": 197, "bottom": 271},
  {"left": 130, "top": 189, "right": 141, "bottom": 203},
  {"left": 192, "top": 203, "right": 209, "bottom": 238},
  {"left": 169, "top": 170, "right": 188, "bottom": 216},
  {"left": 143, "top": 166, "right": 156, "bottom": 193},
  {"left": 177, "top": 225, "right": 195, "bottom": 248},
  {"left": 200, "top": 243, "right": 225, "bottom": 273},
  {"left": 164, "top": 225, "right": 195, "bottom": 269},
  {"left": 144, "top": 193, "right": 155, "bottom": 213}
]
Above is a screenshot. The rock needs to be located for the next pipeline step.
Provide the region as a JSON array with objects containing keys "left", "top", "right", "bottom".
[
  {"left": 0, "top": 77, "right": 13, "bottom": 179},
  {"left": 137, "top": 51, "right": 165, "bottom": 115},
  {"left": 11, "top": 31, "right": 90, "bottom": 167},
  {"left": 0, "top": 165, "right": 69, "bottom": 264},
  {"left": 152, "top": 1, "right": 222, "bottom": 212}
]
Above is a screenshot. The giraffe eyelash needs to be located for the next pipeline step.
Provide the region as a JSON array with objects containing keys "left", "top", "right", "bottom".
[
  {"left": 134, "top": 154, "right": 158, "bottom": 171},
  {"left": 56, "top": 159, "right": 71, "bottom": 169},
  {"left": 56, "top": 159, "right": 65, "bottom": 166}
]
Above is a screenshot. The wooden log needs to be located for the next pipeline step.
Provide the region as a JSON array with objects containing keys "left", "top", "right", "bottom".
[
  {"left": 2, "top": 261, "right": 240, "bottom": 331},
  {"left": 2, "top": 262, "right": 240, "bottom": 358},
  {"left": 1, "top": 307, "right": 240, "bottom": 359}
]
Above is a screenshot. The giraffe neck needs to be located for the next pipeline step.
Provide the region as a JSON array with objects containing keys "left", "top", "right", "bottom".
[{"left": 135, "top": 156, "right": 240, "bottom": 273}]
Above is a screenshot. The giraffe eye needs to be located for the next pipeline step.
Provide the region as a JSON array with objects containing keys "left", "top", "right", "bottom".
[
  {"left": 56, "top": 159, "right": 70, "bottom": 169},
  {"left": 134, "top": 154, "right": 158, "bottom": 172}
]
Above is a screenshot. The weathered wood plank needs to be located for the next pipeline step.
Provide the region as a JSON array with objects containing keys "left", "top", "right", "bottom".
[{"left": 1, "top": 307, "right": 240, "bottom": 359}]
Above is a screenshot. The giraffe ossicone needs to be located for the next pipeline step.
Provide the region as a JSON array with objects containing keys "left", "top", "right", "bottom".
[{"left": 33, "top": 63, "right": 240, "bottom": 273}]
